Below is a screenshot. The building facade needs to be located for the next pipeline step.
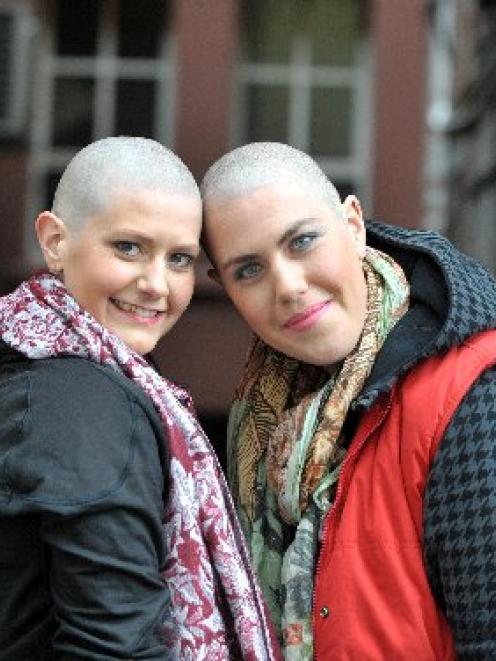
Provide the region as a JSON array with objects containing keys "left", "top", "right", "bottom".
[
  {"left": 0, "top": 0, "right": 429, "bottom": 440},
  {"left": 424, "top": 0, "right": 496, "bottom": 270}
]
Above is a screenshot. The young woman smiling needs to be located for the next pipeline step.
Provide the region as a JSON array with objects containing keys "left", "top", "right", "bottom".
[
  {"left": 201, "top": 142, "right": 496, "bottom": 660},
  {"left": 0, "top": 137, "right": 280, "bottom": 660}
]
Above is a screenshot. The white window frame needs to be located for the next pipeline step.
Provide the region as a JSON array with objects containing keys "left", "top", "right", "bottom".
[
  {"left": 26, "top": 0, "right": 175, "bottom": 263},
  {"left": 0, "top": 0, "right": 34, "bottom": 135},
  {"left": 233, "top": 32, "right": 372, "bottom": 204}
]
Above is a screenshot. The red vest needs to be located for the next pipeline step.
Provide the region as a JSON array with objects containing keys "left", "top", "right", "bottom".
[{"left": 313, "top": 330, "right": 496, "bottom": 660}]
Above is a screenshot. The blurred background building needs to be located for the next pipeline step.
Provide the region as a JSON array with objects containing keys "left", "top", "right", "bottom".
[
  {"left": 424, "top": 0, "right": 496, "bottom": 266},
  {"left": 0, "top": 0, "right": 494, "bottom": 460}
]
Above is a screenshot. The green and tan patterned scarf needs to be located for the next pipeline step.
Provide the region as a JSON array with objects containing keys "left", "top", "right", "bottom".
[{"left": 227, "top": 247, "right": 410, "bottom": 659}]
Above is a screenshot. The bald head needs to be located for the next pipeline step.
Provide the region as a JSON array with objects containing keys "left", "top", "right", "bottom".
[
  {"left": 200, "top": 142, "right": 343, "bottom": 216},
  {"left": 52, "top": 136, "right": 199, "bottom": 230}
]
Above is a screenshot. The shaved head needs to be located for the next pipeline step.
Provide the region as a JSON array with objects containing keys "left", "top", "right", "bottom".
[
  {"left": 52, "top": 136, "right": 199, "bottom": 231},
  {"left": 200, "top": 142, "right": 343, "bottom": 216}
]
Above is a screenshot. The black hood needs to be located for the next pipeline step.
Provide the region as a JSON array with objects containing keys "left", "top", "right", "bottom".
[{"left": 354, "top": 220, "right": 496, "bottom": 410}]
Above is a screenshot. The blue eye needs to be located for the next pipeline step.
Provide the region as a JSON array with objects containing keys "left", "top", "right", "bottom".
[
  {"left": 234, "top": 262, "right": 262, "bottom": 281},
  {"left": 113, "top": 241, "right": 140, "bottom": 257},
  {"left": 170, "top": 253, "right": 194, "bottom": 269},
  {"left": 290, "top": 233, "right": 318, "bottom": 252}
]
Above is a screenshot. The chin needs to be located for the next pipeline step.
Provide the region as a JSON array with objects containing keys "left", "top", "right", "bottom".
[
  {"left": 124, "top": 337, "right": 158, "bottom": 356},
  {"left": 291, "top": 345, "right": 353, "bottom": 368},
  {"left": 135, "top": 343, "right": 158, "bottom": 355}
]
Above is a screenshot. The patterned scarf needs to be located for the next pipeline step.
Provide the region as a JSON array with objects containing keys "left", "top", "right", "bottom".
[
  {"left": 0, "top": 273, "right": 281, "bottom": 661},
  {"left": 227, "top": 248, "right": 409, "bottom": 659}
]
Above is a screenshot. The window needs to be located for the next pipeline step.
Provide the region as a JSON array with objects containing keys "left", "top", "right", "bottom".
[
  {"left": 0, "top": 0, "right": 32, "bottom": 135},
  {"left": 26, "top": 0, "right": 174, "bottom": 260},
  {"left": 235, "top": 0, "right": 371, "bottom": 200}
]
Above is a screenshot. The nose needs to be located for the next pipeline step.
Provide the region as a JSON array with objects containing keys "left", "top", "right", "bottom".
[
  {"left": 272, "top": 258, "right": 308, "bottom": 304},
  {"left": 137, "top": 259, "right": 169, "bottom": 299}
]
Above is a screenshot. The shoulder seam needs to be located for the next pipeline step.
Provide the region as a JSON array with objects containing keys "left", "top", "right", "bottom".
[{"left": 5, "top": 370, "right": 139, "bottom": 507}]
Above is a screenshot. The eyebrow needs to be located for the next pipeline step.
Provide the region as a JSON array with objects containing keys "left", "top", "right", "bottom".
[
  {"left": 220, "top": 218, "right": 319, "bottom": 272},
  {"left": 108, "top": 228, "right": 153, "bottom": 242},
  {"left": 174, "top": 243, "right": 201, "bottom": 254}
]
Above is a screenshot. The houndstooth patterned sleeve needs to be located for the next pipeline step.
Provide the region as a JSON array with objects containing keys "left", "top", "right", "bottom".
[{"left": 424, "top": 366, "right": 496, "bottom": 660}]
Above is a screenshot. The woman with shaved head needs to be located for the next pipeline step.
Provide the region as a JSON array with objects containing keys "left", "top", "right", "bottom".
[
  {"left": 201, "top": 142, "right": 496, "bottom": 659},
  {"left": 0, "top": 137, "right": 280, "bottom": 660}
]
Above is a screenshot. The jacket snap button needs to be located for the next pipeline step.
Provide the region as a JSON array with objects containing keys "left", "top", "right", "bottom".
[{"left": 319, "top": 605, "right": 330, "bottom": 618}]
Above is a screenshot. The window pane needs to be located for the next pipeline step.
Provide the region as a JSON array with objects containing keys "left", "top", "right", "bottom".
[
  {"left": 55, "top": 0, "right": 98, "bottom": 56},
  {"left": 241, "top": 1, "right": 296, "bottom": 63},
  {"left": 53, "top": 78, "right": 94, "bottom": 147},
  {"left": 44, "top": 170, "right": 63, "bottom": 211},
  {"left": 0, "top": 12, "right": 13, "bottom": 118},
  {"left": 117, "top": 0, "right": 168, "bottom": 58},
  {"left": 310, "top": 0, "right": 364, "bottom": 66},
  {"left": 241, "top": 0, "right": 365, "bottom": 65},
  {"left": 310, "top": 87, "right": 352, "bottom": 157},
  {"left": 334, "top": 181, "right": 354, "bottom": 200},
  {"left": 246, "top": 85, "right": 288, "bottom": 143},
  {"left": 115, "top": 79, "right": 156, "bottom": 138}
]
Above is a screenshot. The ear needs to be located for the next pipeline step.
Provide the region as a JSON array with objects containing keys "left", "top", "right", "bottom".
[
  {"left": 341, "top": 195, "right": 366, "bottom": 259},
  {"left": 35, "top": 211, "right": 69, "bottom": 274}
]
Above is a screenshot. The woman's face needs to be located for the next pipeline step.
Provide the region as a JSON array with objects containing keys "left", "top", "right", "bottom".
[
  {"left": 205, "top": 184, "right": 368, "bottom": 368},
  {"left": 55, "top": 189, "right": 201, "bottom": 354}
]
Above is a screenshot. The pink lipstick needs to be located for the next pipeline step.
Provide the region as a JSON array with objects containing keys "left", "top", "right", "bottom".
[{"left": 283, "top": 301, "right": 331, "bottom": 332}]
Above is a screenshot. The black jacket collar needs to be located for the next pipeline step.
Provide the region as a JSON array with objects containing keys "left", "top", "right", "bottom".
[{"left": 354, "top": 221, "right": 496, "bottom": 410}]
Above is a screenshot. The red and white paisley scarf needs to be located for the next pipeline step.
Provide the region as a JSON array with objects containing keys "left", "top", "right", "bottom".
[{"left": 0, "top": 272, "right": 281, "bottom": 661}]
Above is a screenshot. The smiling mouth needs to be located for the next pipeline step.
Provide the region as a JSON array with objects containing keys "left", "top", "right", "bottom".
[
  {"left": 111, "top": 298, "right": 165, "bottom": 319},
  {"left": 283, "top": 300, "right": 331, "bottom": 331}
]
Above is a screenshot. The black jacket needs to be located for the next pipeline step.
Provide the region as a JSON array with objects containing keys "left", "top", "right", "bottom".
[
  {"left": 362, "top": 221, "right": 496, "bottom": 657},
  {"left": 0, "top": 348, "right": 172, "bottom": 659}
]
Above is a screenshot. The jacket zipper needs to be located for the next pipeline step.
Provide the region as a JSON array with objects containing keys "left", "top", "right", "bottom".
[{"left": 311, "top": 389, "right": 394, "bottom": 660}]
